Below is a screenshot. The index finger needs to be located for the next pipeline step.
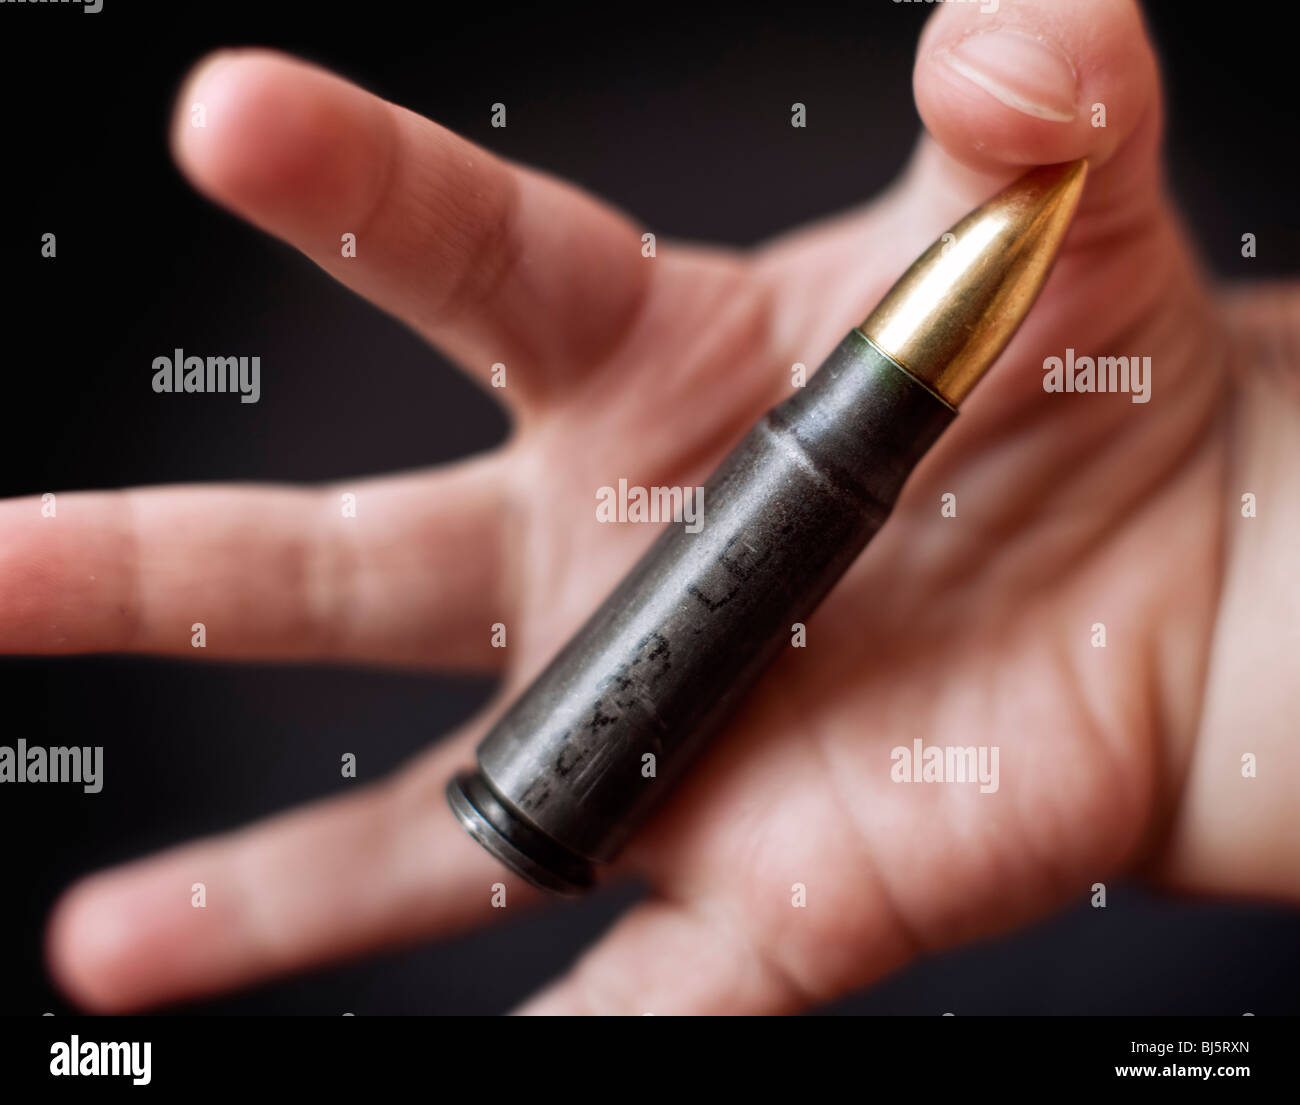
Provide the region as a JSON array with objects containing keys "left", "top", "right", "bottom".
[{"left": 172, "top": 50, "right": 653, "bottom": 407}]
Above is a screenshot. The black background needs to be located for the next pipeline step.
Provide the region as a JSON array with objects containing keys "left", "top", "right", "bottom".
[{"left": 1, "top": 0, "right": 1297, "bottom": 1015}]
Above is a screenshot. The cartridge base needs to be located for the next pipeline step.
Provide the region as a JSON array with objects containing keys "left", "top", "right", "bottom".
[{"left": 446, "top": 770, "right": 594, "bottom": 896}]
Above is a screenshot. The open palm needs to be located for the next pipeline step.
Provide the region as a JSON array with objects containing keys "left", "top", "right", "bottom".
[{"left": 27, "top": 0, "right": 1299, "bottom": 1013}]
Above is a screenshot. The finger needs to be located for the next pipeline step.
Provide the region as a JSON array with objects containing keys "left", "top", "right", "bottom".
[
  {"left": 46, "top": 733, "right": 537, "bottom": 1012},
  {"left": 756, "top": 0, "right": 1167, "bottom": 355},
  {"left": 909, "top": 0, "right": 1163, "bottom": 226},
  {"left": 172, "top": 49, "right": 651, "bottom": 406},
  {"left": 759, "top": 0, "right": 1175, "bottom": 401},
  {"left": 1222, "top": 280, "right": 1300, "bottom": 392},
  {"left": 0, "top": 456, "right": 509, "bottom": 668},
  {"left": 514, "top": 897, "right": 806, "bottom": 1016},
  {"left": 903, "top": 0, "right": 1218, "bottom": 433}
]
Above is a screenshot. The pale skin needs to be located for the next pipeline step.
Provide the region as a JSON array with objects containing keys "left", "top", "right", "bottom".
[{"left": 15, "top": 0, "right": 1297, "bottom": 1013}]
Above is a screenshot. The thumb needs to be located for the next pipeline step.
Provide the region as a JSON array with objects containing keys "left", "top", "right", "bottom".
[{"left": 909, "top": 0, "right": 1164, "bottom": 234}]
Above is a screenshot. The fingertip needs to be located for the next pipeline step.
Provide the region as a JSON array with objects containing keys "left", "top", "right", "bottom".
[
  {"left": 913, "top": 0, "right": 1159, "bottom": 174},
  {"left": 170, "top": 49, "right": 391, "bottom": 242},
  {"left": 47, "top": 862, "right": 216, "bottom": 1014},
  {"left": 46, "top": 876, "right": 136, "bottom": 1013},
  {"left": 170, "top": 49, "right": 257, "bottom": 193}
]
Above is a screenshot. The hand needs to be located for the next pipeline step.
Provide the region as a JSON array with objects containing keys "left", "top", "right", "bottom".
[{"left": 24, "top": 0, "right": 1299, "bottom": 1013}]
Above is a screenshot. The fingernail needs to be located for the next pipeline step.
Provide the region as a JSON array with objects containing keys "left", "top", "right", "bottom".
[{"left": 938, "top": 27, "right": 1078, "bottom": 123}]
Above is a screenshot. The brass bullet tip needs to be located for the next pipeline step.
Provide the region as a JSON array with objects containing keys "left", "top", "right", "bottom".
[{"left": 859, "top": 159, "right": 1088, "bottom": 407}]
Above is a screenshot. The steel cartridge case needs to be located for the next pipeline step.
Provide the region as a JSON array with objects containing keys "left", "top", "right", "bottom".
[{"left": 448, "top": 331, "right": 955, "bottom": 893}]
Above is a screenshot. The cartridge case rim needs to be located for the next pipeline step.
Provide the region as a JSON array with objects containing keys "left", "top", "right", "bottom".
[{"left": 446, "top": 769, "right": 594, "bottom": 896}]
